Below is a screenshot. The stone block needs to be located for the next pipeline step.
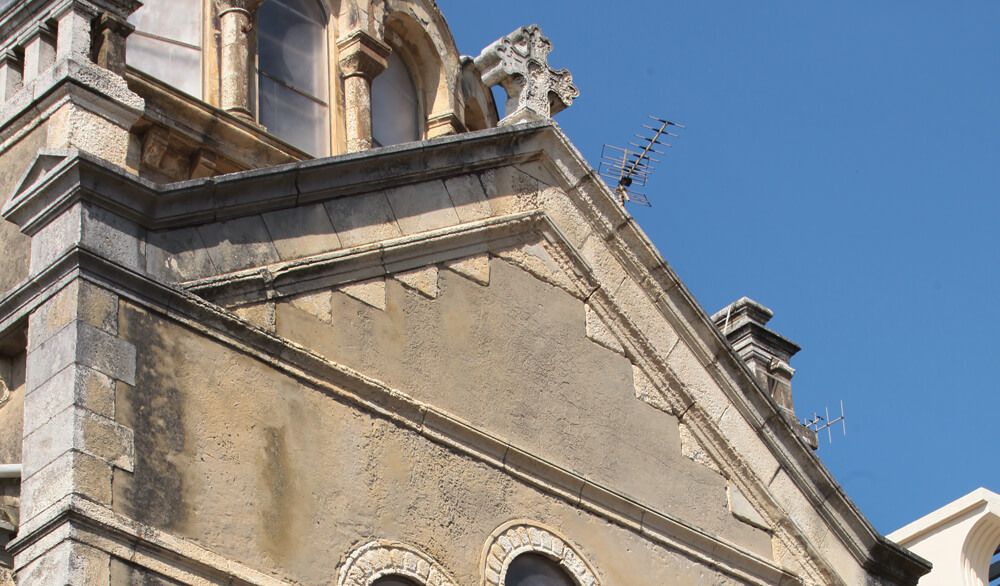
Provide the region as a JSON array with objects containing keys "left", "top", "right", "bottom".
[
  {"left": 718, "top": 404, "right": 780, "bottom": 487},
  {"left": 261, "top": 203, "right": 342, "bottom": 260},
  {"left": 444, "top": 175, "right": 493, "bottom": 222},
  {"left": 29, "top": 201, "right": 81, "bottom": 276},
  {"left": 232, "top": 302, "right": 277, "bottom": 331},
  {"left": 395, "top": 266, "right": 439, "bottom": 299},
  {"left": 442, "top": 254, "right": 490, "bottom": 286},
  {"left": 80, "top": 205, "right": 145, "bottom": 272},
  {"left": 482, "top": 167, "right": 539, "bottom": 215},
  {"left": 539, "top": 187, "right": 590, "bottom": 250},
  {"left": 289, "top": 290, "right": 333, "bottom": 323},
  {"left": 22, "top": 405, "right": 133, "bottom": 478},
  {"left": 27, "top": 280, "right": 118, "bottom": 352},
  {"left": 729, "top": 483, "right": 769, "bottom": 531},
  {"left": 325, "top": 191, "right": 402, "bottom": 248},
  {"left": 26, "top": 322, "right": 136, "bottom": 392},
  {"left": 384, "top": 180, "right": 461, "bottom": 236},
  {"left": 15, "top": 537, "right": 111, "bottom": 586},
  {"left": 611, "top": 276, "right": 679, "bottom": 357},
  {"left": 585, "top": 304, "right": 624, "bottom": 356},
  {"left": 196, "top": 215, "right": 281, "bottom": 274},
  {"left": 20, "top": 450, "right": 112, "bottom": 520},
  {"left": 338, "top": 278, "right": 386, "bottom": 311},
  {"left": 146, "top": 227, "right": 218, "bottom": 282},
  {"left": 666, "top": 342, "right": 726, "bottom": 424},
  {"left": 23, "top": 365, "right": 116, "bottom": 434}
]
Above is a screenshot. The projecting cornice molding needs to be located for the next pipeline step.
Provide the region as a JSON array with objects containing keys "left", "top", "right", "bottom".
[{"left": 0, "top": 120, "right": 930, "bottom": 586}]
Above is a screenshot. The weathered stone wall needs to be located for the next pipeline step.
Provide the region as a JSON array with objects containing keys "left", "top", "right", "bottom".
[
  {"left": 271, "top": 257, "right": 770, "bottom": 556},
  {"left": 0, "top": 124, "right": 46, "bottom": 298},
  {"left": 0, "top": 353, "right": 24, "bottom": 470},
  {"left": 111, "top": 300, "right": 761, "bottom": 586}
]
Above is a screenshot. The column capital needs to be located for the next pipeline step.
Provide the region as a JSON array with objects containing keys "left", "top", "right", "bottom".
[
  {"left": 337, "top": 30, "right": 391, "bottom": 80},
  {"left": 217, "top": 0, "right": 266, "bottom": 17}
]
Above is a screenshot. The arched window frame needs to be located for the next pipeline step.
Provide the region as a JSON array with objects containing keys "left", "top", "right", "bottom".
[
  {"left": 481, "top": 521, "right": 601, "bottom": 586},
  {"left": 338, "top": 540, "right": 459, "bottom": 586},
  {"left": 371, "top": 34, "right": 426, "bottom": 148},
  {"left": 251, "top": 0, "right": 338, "bottom": 156}
]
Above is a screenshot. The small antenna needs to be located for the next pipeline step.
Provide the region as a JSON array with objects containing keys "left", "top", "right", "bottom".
[
  {"left": 802, "top": 401, "right": 847, "bottom": 445},
  {"left": 599, "top": 116, "right": 684, "bottom": 207}
]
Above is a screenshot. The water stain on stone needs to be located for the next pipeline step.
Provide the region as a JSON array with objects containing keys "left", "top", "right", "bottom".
[
  {"left": 260, "top": 425, "right": 294, "bottom": 559},
  {"left": 115, "top": 303, "right": 190, "bottom": 533}
]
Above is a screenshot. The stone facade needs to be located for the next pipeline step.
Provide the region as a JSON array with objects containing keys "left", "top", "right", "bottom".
[{"left": 0, "top": 1, "right": 930, "bottom": 585}]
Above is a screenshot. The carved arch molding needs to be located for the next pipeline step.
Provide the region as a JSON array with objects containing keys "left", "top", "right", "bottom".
[
  {"left": 338, "top": 522, "right": 601, "bottom": 586},
  {"left": 338, "top": 540, "right": 458, "bottom": 586},
  {"left": 481, "top": 521, "right": 602, "bottom": 586}
]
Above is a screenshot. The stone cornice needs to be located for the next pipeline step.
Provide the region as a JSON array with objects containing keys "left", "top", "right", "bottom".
[
  {"left": 2, "top": 123, "right": 548, "bottom": 234},
  {"left": 0, "top": 121, "right": 931, "bottom": 585}
]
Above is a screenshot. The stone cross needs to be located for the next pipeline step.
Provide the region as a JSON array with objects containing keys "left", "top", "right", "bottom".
[{"left": 474, "top": 25, "right": 579, "bottom": 125}]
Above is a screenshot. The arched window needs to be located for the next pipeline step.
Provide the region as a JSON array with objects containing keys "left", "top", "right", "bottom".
[
  {"left": 256, "top": 0, "right": 330, "bottom": 156},
  {"left": 372, "top": 51, "right": 420, "bottom": 147},
  {"left": 126, "top": 0, "right": 203, "bottom": 98},
  {"left": 505, "top": 554, "right": 575, "bottom": 586}
]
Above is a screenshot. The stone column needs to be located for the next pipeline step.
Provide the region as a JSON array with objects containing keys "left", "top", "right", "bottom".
[
  {"left": 54, "top": 3, "right": 95, "bottom": 61},
  {"left": 219, "top": 0, "right": 264, "bottom": 121},
  {"left": 0, "top": 51, "right": 22, "bottom": 101},
  {"left": 338, "top": 30, "right": 390, "bottom": 152},
  {"left": 21, "top": 24, "right": 56, "bottom": 84},
  {"left": 92, "top": 13, "right": 134, "bottom": 76}
]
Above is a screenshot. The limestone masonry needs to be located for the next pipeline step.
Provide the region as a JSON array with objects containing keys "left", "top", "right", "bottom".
[{"left": 0, "top": 1, "right": 930, "bottom": 585}]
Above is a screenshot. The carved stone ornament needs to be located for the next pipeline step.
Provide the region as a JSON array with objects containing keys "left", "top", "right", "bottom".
[
  {"left": 338, "top": 540, "right": 459, "bottom": 586},
  {"left": 481, "top": 521, "right": 601, "bottom": 586},
  {"left": 474, "top": 25, "right": 580, "bottom": 124}
]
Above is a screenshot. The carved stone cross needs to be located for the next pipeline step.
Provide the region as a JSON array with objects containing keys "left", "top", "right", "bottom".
[{"left": 474, "top": 25, "right": 580, "bottom": 124}]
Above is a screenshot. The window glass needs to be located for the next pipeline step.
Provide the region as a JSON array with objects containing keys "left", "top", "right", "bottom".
[
  {"left": 505, "top": 554, "right": 574, "bottom": 586},
  {"left": 126, "top": 0, "right": 203, "bottom": 98},
  {"left": 257, "top": 0, "right": 329, "bottom": 156},
  {"left": 372, "top": 51, "right": 420, "bottom": 147},
  {"left": 371, "top": 578, "right": 417, "bottom": 586}
]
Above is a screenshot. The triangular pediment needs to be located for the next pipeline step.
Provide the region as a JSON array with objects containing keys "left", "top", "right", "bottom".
[{"left": 1, "top": 150, "right": 71, "bottom": 216}]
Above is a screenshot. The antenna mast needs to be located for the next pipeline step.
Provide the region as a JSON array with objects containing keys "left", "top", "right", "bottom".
[
  {"left": 802, "top": 401, "right": 848, "bottom": 445},
  {"left": 600, "top": 116, "right": 684, "bottom": 207}
]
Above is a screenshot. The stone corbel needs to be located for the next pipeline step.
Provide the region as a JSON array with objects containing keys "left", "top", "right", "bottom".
[
  {"left": 474, "top": 25, "right": 580, "bottom": 125},
  {"left": 218, "top": 0, "right": 265, "bottom": 121},
  {"left": 338, "top": 30, "right": 391, "bottom": 152}
]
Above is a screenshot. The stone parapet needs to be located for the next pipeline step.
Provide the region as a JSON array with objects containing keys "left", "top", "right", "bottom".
[{"left": 0, "top": 0, "right": 143, "bottom": 170}]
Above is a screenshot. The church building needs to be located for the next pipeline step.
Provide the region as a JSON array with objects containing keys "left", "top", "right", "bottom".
[{"left": 0, "top": 0, "right": 931, "bottom": 584}]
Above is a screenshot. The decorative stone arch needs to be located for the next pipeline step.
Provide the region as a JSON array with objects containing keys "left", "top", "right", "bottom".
[
  {"left": 481, "top": 521, "right": 601, "bottom": 586},
  {"left": 962, "top": 511, "right": 1000, "bottom": 586},
  {"left": 382, "top": 0, "right": 462, "bottom": 137},
  {"left": 339, "top": 540, "right": 459, "bottom": 586}
]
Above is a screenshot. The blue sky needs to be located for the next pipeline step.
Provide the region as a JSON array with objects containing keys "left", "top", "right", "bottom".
[{"left": 438, "top": 1, "right": 1000, "bottom": 535}]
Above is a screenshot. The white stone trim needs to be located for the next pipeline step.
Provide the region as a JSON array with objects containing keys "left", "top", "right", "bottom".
[
  {"left": 481, "top": 521, "right": 600, "bottom": 586},
  {"left": 339, "top": 540, "right": 458, "bottom": 586}
]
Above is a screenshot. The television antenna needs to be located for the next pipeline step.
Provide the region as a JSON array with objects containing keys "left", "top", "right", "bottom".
[
  {"left": 802, "top": 401, "right": 847, "bottom": 444},
  {"left": 600, "top": 116, "right": 684, "bottom": 207}
]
